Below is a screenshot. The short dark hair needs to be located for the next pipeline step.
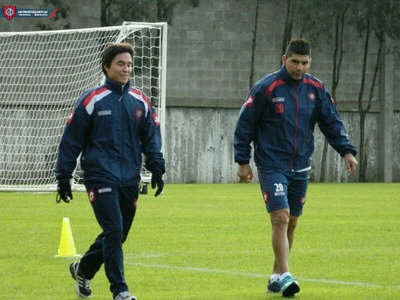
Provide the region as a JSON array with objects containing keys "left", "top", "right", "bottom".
[
  {"left": 285, "top": 38, "right": 311, "bottom": 57},
  {"left": 101, "top": 43, "right": 134, "bottom": 76}
]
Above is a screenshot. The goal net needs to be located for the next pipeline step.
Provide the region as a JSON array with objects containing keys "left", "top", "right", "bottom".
[{"left": 0, "top": 21, "right": 167, "bottom": 192}]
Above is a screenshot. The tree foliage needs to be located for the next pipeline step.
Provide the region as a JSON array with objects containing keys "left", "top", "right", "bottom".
[
  {"left": 99, "top": 0, "right": 200, "bottom": 26},
  {"left": 348, "top": 0, "right": 400, "bottom": 181},
  {"left": 36, "top": 0, "right": 71, "bottom": 30},
  {"left": 249, "top": 0, "right": 260, "bottom": 89}
]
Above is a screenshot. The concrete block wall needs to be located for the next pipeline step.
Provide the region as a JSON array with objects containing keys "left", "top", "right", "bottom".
[
  {"left": 167, "top": 0, "right": 381, "bottom": 106},
  {"left": 168, "top": 0, "right": 260, "bottom": 104}
]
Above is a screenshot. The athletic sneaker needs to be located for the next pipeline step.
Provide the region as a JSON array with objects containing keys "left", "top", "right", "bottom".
[
  {"left": 70, "top": 262, "right": 92, "bottom": 298},
  {"left": 280, "top": 275, "right": 300, "bottom": 297},
  {"left": 266, "top": 278, "right": 281, "bottom": 293},
  {"left": 113, "top": 291, "right": 137, "bottom": 300}
]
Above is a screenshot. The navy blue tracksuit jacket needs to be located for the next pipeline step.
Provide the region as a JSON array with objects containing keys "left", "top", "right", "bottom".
[
  {"left": 234, "top": 65, "right": 357, "bottom": 171},
  {"left": 55, "top": 76, "right": 165, "bottom": 185}
]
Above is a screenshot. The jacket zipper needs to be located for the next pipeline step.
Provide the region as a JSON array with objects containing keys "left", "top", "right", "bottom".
[
  {"left": 119, "top": 86, "right": 124, "bottom": 184},
  {"left": 290, "top": 83, "right": 299, "bottom": 171}
]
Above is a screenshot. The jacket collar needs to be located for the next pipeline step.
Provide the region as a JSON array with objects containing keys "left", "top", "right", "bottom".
[
  {"left": 278, "top": 65, "right": 304, "bottom": 85},
  {"left": 104, "top": 76, "right": 131, "bottom": 94}
]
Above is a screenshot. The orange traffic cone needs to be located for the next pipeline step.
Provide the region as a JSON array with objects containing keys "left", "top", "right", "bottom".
[{"left": 54, "top": 217, "right": 81, "bottom": 258}]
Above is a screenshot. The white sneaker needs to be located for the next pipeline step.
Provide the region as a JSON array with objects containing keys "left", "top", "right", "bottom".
[{"left": 69, "top": 262, "right": 92, "bottom": 298}]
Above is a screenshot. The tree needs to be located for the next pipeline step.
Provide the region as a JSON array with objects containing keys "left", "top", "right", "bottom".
[
  {"left": 280, "top": 0, "right": 293, "bottom": 62},
  {"left": 321, "top": 3, "right": 350, "bottom": 182},
  {"left": 349, "top": 0, "right": 400, "bottom": 181},
  {"left": 249, "top": 0, "right": 260, "bottom": 89},
  {"left": 100, "top": 0, "right": 148, "bottom": 26},
  {"left": 36, "top": 0, "right": 71, "bottom": 30}
]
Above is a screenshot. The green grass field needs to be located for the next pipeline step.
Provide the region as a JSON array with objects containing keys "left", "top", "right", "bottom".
[{"left": 0, "top": 183, "right": 399, "bottom": 299}]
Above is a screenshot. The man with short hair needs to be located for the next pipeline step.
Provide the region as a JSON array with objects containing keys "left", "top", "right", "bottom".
[
  {"left": 234, "top": 38, "right": 357, "bottom": 297},
  {"left": 55, "top": 42, "right": 165, "bottom": 300}
]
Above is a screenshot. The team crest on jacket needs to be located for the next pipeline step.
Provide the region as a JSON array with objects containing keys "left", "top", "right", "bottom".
[
  {"left": 152, "top": 113, "right": 160, "bottom": 126},
  {"left": 3, "top": 5, "right": 17, "bottom": 20},
  {"left": 245, "top": 95, "right": 254, "bottom": 107},
  {"left": 308, "top": 92, "right": 316, "bottom": 102},
  {"left": 134, "top": 108, "right": 143, "bottom": 120}
]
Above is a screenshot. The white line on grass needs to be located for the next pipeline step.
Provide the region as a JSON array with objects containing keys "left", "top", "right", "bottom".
[{"left": 127, "top": 262, "right": 399, "bottom": 289}]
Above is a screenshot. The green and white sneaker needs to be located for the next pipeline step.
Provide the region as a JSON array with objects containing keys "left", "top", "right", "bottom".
[{"left": 280, "top": 275, "right": 300, "bottom": 297}]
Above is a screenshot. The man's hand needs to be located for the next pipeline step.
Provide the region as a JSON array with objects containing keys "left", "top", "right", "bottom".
[
  {"left": 344, "top": 153, "right": 358, "bottom": 176},
  {"left": 237, "top": 164, "right": 253, "bottom": 183},
  {"left": 56, "top": 181, "right": 73, "bottom": 204},
  {"left": 151, "top": 173, "right": 164, "bottom": 197}
]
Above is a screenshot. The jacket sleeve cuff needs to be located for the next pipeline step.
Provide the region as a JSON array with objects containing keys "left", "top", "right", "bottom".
[{"left": 340, "top": 149, "right": 357, "bottom": 158}]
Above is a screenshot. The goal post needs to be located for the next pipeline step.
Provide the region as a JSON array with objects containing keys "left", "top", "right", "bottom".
[{"left": 0, "top": 21, "right": 167, "bottom": 192}]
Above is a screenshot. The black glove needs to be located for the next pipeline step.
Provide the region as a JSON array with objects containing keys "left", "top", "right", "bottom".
[
  {"left": 151, "top": 173, "right": 164, "bottom": 197},
  {"left": 56, "top": 181, "right": 73, "bottom": 204}
]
